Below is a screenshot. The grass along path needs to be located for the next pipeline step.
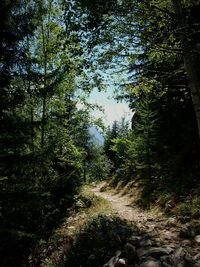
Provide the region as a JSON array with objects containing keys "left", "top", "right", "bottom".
[{"left": 31, "top": 186, "right": 113, "bottom": 267}]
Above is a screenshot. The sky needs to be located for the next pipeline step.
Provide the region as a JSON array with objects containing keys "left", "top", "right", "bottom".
[{"left": 89, "top": 87, "right": 132, "bottom": 127}]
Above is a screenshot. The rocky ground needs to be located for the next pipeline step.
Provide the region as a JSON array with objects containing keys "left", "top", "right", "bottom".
[{"left": 92, "top": 183, "right": 200, "bottom": 267}]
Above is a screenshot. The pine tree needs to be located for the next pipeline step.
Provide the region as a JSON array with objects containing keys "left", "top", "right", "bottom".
[
  {"left": 0, "top": 1, "right": 92, "bottom": 266},
  {"left": 132, "top": 83, "right": 158, "bottom": 181}
]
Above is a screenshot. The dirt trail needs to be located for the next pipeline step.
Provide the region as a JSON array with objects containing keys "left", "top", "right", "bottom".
[{"left": 91, "top": 183, "right": 199, "bottom": 255}]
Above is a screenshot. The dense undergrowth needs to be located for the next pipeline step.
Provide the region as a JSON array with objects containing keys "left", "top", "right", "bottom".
[
  {"left": 0, "top": 173, "right": 82, "bottom": 267},
  {"left": 64, "top": 215, "right": 135, "bottom": 267}
]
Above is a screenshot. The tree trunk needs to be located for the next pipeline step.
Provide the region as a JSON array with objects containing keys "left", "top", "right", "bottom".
[
  {"left": 41, "top": 23, "right": 47, "bottom": 147},
  {"left": 31, "top": 106, "right": 34, "bottom": 150},
  {"left": 172, "top": 0, "right": 200, "bottom": 138},
  {"left": 41, "top": 94, "right": 46, "bottom": 147},
  {"left": 184, "top": 51, "right": 200, "bottom": 138}
]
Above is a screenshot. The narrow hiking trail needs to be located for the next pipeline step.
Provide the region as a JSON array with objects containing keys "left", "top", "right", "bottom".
[
  {"left": 91, "top": 183, "right": 200, "bottom": 256},
  {"left": 35, "top": 183, "right": 200, "bottom": 267}
]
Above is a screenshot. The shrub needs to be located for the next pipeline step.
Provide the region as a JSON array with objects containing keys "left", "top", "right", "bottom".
[{"left": 64, "top": 215, "right": 135, "bottom": 267}]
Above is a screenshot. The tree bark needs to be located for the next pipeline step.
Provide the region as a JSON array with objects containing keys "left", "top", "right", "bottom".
[
  {"left": 184, "top": 50, "right": 200, "bottom": 138},
  {"left": 172, "top": 0, "right": 200, "bottom": 139},
  {"left": 41, "top": 23, "right": 47, "bottom": 147}
]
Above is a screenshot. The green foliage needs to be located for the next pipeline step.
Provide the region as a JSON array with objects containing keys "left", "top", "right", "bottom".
[
  {"left": 43, "top": 259, "right": 56, "bottom": 267},
  {"left": 64, "top": 215, "right": 135, "bottom": 267},
  {"left": 111, "top": 137, "right": 132, "bottom": 179},
  {"left": 2, "top": 1, "right": 200, "bottom": 265},
  {"left": 176, "top": 196, "right": 200, "bottom": 220},
  {"left": 0, "top": 1, "right": 96, "bottom": 266},
  {"left": 130, "top": 80, "right": 159, "bottom": 180},
  {"left": 87, "top": 145, "right": 113, "bottom": 181},
  {"left": 106, "top": 82, "right": 160, "bottom": 182},
  {"left": 104, "top": 118, "right": 130, "bottom": 172},
  {"left": 86, "top": 0, "right": 200, "bottom": 210}
]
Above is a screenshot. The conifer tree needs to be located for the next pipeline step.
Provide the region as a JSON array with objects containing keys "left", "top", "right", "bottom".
[{"left": 131, "top": 81, "right": 158, "bottom": 181}]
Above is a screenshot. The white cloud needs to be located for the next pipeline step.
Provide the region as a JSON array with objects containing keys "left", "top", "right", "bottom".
[
  {"left": 104, "top": 102, "right": 132, "bottom": 125},
  {"left": 77, "top": 88, "right": 133, "bottom": 127},
  {"left": 91, "top": 100, "right": 132, "bottom": 127}
]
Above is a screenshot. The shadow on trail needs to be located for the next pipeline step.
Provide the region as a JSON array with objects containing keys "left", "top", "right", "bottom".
[
  {"left": 63, "top": 214, "right": 140, "bottom": 267},
  {"left": 63, "top": 213, "right": 198, "bottom": 267}
]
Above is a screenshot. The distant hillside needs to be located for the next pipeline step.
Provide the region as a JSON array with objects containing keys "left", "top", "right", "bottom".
[{"left": 89, "top": 127, "right": 104, "bottom": 145}]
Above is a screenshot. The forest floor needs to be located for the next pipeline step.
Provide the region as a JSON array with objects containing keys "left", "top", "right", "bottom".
[{"left": 91, "top": 181, "right": 200, "bottom": 256}]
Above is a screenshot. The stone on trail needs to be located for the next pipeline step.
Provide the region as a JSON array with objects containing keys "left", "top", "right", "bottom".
[
  {"left": 174, "top": 247, "right": 185, "bottom": 258},
  {"left": 194, "top": 253, "right": 200, "bottom": 261},
  {"left": 124, "top": 242, "right": 137, "bottom": 263},
  {"left": 103, "top": 256, "right": 119, "bottom": 267},
  {"left": 115, "top": 258, "right": 127, "bottom": 267},
  {"left": 194, "top": 235, "right": 200, "bottom": 243},
  {"left": 139, "top": 259, "right": 161, "bottom": 267},
  {"left": 165, "top": 217, "right": 177, "bottom": 227},
  {"left": 139, "top": 238, "right": 153, "bottom": 247},
  {"left": 171, "top": 247, "right": 185, "bottom": 266},
  {"left": 137, "top": 247, "right": 172, "bottom": 259},
  {"left": 103, "top": 251, "right": 121, "bottom": 267},
  {"left": 179, "top": 224, "right": 194, "bottom": 239},
  {"left": 128, "top": 235, "right": 141, "bottom": 246},
  {"left": 160, "top": 255, "right": 172, "bottom": 266}
]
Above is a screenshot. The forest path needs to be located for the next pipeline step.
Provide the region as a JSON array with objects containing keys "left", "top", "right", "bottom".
[{"left": 91, "top": 182, "right": 199, "bottom": 255}]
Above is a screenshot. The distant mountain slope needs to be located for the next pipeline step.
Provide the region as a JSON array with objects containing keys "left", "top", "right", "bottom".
[{"left": 89, "top": 127, "right": 104, "bottom": 145}]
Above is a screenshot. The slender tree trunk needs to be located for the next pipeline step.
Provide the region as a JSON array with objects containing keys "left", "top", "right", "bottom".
[
  {"left": 30, "top": 104, "right": 34, "bottom": 150},
  {"left": 184, "top": 51, "right": 200, "bottom": 138},
  {"left": 27, "top": 80, "right": 35, "bottom": 151},
  {"left": 172, "top": 0, "right": 200, "bottom": 138},
  {"left": 41, "top": 94, "right": 46, "bottom": 147},
  {"left": 41, "top": 23, "right": 47, "bottom": 147}
]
